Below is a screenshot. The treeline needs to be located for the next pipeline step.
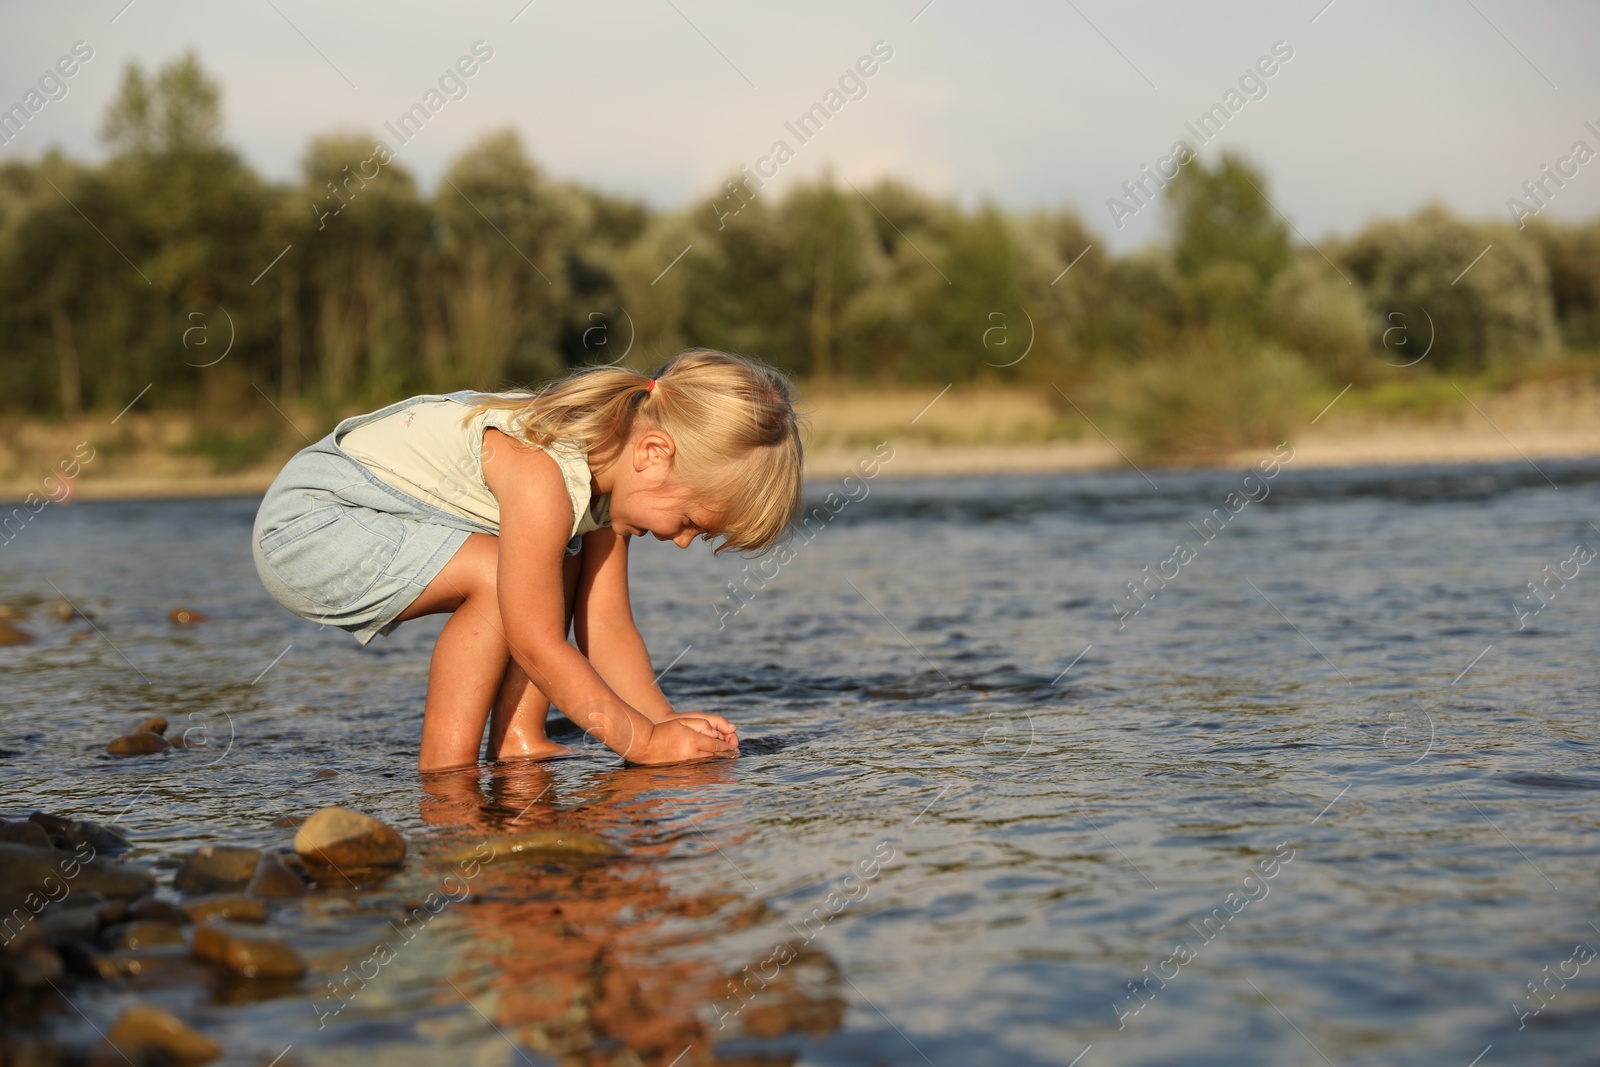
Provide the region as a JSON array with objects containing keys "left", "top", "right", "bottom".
[{"left": 3, "top": 53, "right": 1599, "bottom": 458}]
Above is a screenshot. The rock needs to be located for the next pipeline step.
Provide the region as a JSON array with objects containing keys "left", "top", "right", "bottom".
[
  {"left": 36, "top": 901, "right": 102, "bottom": 945},
  {"left": 104, "top": 1004, "right": 221, "bottom": 1063},
  {"left": 106, "top": 732, "right": 170, "bottom": 757},
  {"left": 0, "top": 819, "right": 52, "bottom": 848},
  {"left": 0, "top": 603, "right": 23, "bottom": 619},
  {"left": 270, "top": 815, "right": 303, "bottom": 828},
  {"left": 0, "top": 842, "right": 155, "bottom": 914},
  {"left": 246, "top": 852, "right": 306, "bottom": 898},
  {"left": 438, "top": 830, "right": 622, "bottom": 866},
  {"left": 26, "top": 811, "right": 72, "bottom": 835},
  {"left": 4, "top": 940, "right": 64, "bottom": 988},
  {"left": 102, "top": 920, "right": 186, "bottom": 951},
  {"left": 167, "top": 607, "right": 209, "bottom": 625},
  {"left": 172, "top": 846, "right": 260, "bottom": 893},
  {"left": 132, "top": 716, "right": 168, "bottom": 736},
  {"left": 293, "top": 807, "right": 405, "bottom": 868},
  {"left": 307, "top": 769, "right": 337, "bottom": 780},
  {"left": 50, "top": 600, "right": 75, "bottom": 622},
  {"left": 59, "top": 817, "right": 131, "bottom": 854},
  {"left": 128, "top": 897, "right": 187, "bottom": 925},
  {"left": 192, "top": 923, "right": 304, "bottom": 979},
  {"left": 97, "top": 900, "right": 128, "bottom": 926},
  {"left": 182, "top": 895, "right": 266, "bottom": 924},
  {"left": 0, "top": 619, "right": 34, "bottom": 645},
  {"left": 68, "top": 629, "right": 93, "bottom": 643}
]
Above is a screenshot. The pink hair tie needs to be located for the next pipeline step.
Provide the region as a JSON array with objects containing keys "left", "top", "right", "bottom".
[{"left": 645, "top": 377, "right": 656, "bottom": 394}]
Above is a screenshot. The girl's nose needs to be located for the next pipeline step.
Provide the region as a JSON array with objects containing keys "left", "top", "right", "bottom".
[{"left": 672, "top": 530, "right": 696, "bottom": 548}]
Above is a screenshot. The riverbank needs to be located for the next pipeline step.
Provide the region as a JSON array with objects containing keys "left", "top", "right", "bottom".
[{"left": 4, "top": 378, "right": 1600, "bottom": 502}]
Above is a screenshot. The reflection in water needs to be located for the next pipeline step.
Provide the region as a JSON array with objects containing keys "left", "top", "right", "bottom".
[{"left": 420, "top": 759, "right": 845, "bottom": 1066}]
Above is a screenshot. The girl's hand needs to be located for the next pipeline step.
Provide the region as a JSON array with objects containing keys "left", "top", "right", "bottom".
[
  {"left": 665, "top": 711, "right": 738, "bottom": 746},
  {"left": 631, "top": 719, "right": 738, "bottom": 765}
]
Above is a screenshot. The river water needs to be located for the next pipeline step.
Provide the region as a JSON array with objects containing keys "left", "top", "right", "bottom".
[{"left": 4, "top": 456, "right": 1600, "bottom": 1066}]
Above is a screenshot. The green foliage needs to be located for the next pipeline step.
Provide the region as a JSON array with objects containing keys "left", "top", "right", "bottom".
[
  {"left": 0, "top": 50, "right": 1593, "bottom": 475},
  {"left": 1340, "top": 204, "right": 1560, "bottom": 373},
  {"left": 1109, "top": 335, "right": 1315, "bottom": 464}
]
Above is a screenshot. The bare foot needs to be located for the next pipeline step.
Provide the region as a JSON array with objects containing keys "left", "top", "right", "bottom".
[{"left": 492, "top": 739, "right": 572, "bottom": 762}]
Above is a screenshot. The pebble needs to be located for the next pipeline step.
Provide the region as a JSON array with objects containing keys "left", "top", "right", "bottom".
[
  {"left": 182, "top": 895, "right": 266, "bottom": 924},
  {"left": 0, "top": 842, "right": 155, "bottom": 913},
  {"left": 103, "top": 1004, "right": 221, "bottom": 1064},
  {"left": 167, "top": 607, "right": 209, "bottom": 625},
  {"left": 439, "top": 830, "right": 622, "bottom": 866},
  {"left": 246, "top": 852, "right": 307, "bottom": 898},
  {"left": 50, "top": 600, "right": 75, "bottom": 622},
  {"left": 5, "top": 941, "right": 65, "bottom": 988},
  {"left": 132, "top": 716, "right": 168, "bottom": 736},
  {"left": 68, "top": 629, "right": 93, "bottom": 643},
  {"left": 0, "top": 819, "right": 53, "bottom": 849},
  {"left": 294, "top": 807, "right": 406, "bottom": 868},
  {"left": 172, "top": 846, "right": 261, "bottom": 893},
  {"left": 0, "top": 604, "right": 23, "bottom": 619},
  {"left": 102, "top": 919, "right": 186, "bottom": 951},
  {"left": 192, "top": 922, "right": 305, "bottom": 979},
  {"left": 36, "top": 902, "right": 102, "bottom": 945},
  {"left": 106, "top": 732, "right": 171, "bottom": 757},
  {"left": 128, "top": 897, "right": 188, "bottom": 925},
  {"left": 56, "top": 819, "right": 130, "bottom": 857},
  {"left": 270, "top": 815, "right": 304, "bottom": 828},
  {"left": 0, "top": 619, "right": 34, "bottom": 645}
]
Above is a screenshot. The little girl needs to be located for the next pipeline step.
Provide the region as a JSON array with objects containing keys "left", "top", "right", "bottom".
[{"left": 251, "top": 348, "right": 804, "bottom": 771}]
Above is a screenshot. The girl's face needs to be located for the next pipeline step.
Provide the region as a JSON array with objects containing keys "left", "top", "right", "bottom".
[{"left": 603, "top": 428, "right": 727, "bottom": 548}]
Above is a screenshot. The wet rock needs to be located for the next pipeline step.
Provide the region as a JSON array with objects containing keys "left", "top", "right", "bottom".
[
  {"left": 166, "top": 607, "right": 209, "bottom": 625},
  {"left": 246, "top": 852, "right": 306, "bottom": 898},
  {"left": 0, "top": 619, "right": 34, "bottom": 645},
  {"left": 102, "top": 920, "right": 186, "bottom": 951},
  {"left": 132, "top": 716, "right": 168, "bottom": 736},
  {"left": 172, "top": 846, "right": 260, "bottom": 893},
  {"left": 0, "top": 819, "right": 53, "bottom": 848},
  {"left": 0, "top": 603, "right": 24, "bottom": 619},
  {"left": 21, "top": 811, "right": 125, "bottom": 852},
  {"left": 56, "top": 940, "right": 121, "bottom": 980},
  {"left": 294, "top": 807, "right": 405, "bottom": 869},
  {"left": 438, "top": 830, "right": 622, "bottom": 866},
  {"left": 26, "top": 811, "right": 72, "bottom": 835},
  {"left": 270, "top": 815, "right": 303, "bottom": 828},
  {"left": 128, "top": 897, "right": 187, "bottom": 925},
  {"left": 0, "top": 842, "right": 155, "bottom": 913},
  {"left": 57, "top": 816, "right": 131, "bottom": 854},
  {"left": 50, "top": 600, "right": 75, "bottom": 622},
  {"left": 4, "top": 940, "right": 65, "bottom": 988},
  {"left": 68, "top": 629, "right": 93, "bottom": 643},
  {"left": 307, "top": 769, "right": 338, "bottom": 780},
  {"left": 182, "top": 895, "right": 266, "bottom": 924},
  {"left": 192, "top": 922, "right": 304, "bottom": 979},
  {"left": 104, "top": 1004, "right": 221, "bottom": 1064},
  {"left": 36, "top": 901, "right": 102, "bottom": 945},
  {"left": 106, "top": 732, "right": 170, "bottom": 757}
]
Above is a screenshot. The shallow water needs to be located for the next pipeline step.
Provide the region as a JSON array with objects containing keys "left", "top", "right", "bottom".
[{"left": 4, "top": 456, "right": 1600, "bottom": 1066}]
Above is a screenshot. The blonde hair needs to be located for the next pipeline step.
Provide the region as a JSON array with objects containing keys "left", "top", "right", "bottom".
[{"left": 463, "top": 348, "right": 804, "bottom": 554}]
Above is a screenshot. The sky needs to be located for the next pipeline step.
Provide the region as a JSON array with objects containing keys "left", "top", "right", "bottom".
[{"left": 2, "top": 0, "right": 1598, "bottom": 252}]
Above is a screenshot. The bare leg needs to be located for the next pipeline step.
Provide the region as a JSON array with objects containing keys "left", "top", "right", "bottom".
[
  {"left": 396, "top": 533, "right": 519, "bottom": 771},
  {"left": 488, "top": 552, "right": 579, "bottom": 761}
]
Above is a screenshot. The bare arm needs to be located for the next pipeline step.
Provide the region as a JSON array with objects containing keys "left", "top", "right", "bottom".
[
  {"left": 482, "top": 430, "right": 734, "bottom": 765},
  {"left": 574, "top": 527, "right": 738, "bottom": 744}
]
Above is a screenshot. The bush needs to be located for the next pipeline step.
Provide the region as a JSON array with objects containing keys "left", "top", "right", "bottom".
[
  {"left": 1340, "top": 204, "right": 1560, "bottom": 373},
  {"left": 1107, "top": 334, "right": 1315, "bottom": 465}
]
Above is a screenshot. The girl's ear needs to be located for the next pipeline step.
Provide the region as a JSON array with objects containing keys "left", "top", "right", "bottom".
[{"left": 633, "top": 429, "right": 677, "bottom": 473}]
